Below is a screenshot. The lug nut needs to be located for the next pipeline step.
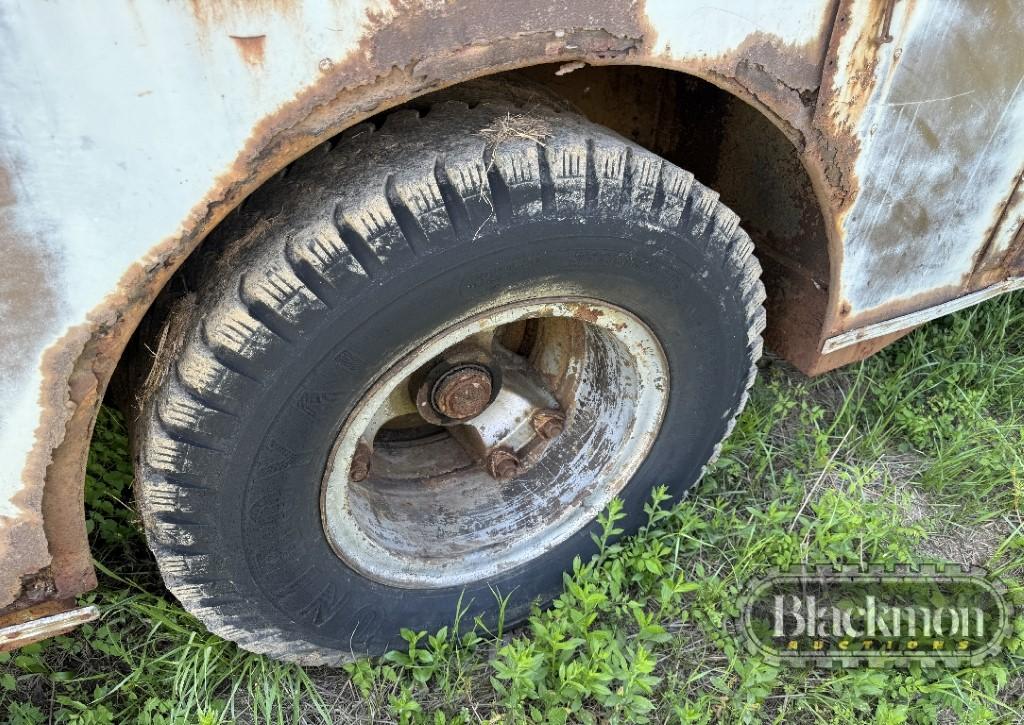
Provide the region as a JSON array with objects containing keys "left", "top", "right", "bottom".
[
  {"left": 486, "top": 449, "right": 520, "bottom": 481},
  {"left": 531, "top": 409, "right": 566, "bottom": 440},
  {"left": 350, "top": 442, "right": 372, "bottom": 482}
]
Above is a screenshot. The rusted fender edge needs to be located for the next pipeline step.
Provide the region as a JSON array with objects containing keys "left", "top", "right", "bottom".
[
  {"left": 823, "top": 276, "right": 1024, "bottom": 353},
  {"left": 3, "top": 2, "right": 861, "bottom": 614},
  {"left": 0, "top": 601, "right": 99, "bottom": 652}
]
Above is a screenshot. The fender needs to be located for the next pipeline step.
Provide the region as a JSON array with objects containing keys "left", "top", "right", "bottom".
[{"left": 0, "top": 0, "right": 1022, "bottom": 626}]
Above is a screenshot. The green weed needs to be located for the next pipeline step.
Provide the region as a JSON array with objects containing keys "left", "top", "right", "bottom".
[{"left": 3, "top": 292, "right": 1023, "bottom": 723}]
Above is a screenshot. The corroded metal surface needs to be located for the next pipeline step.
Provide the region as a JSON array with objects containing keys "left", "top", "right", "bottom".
[
  {"left": 824, "top": 276, "right": 1024, "bottom": 353},
  {"left": 0, "top": 602, "right": 99, "bottom": 652},
  {"left": 321, "top": 299, "right": 669, "bottom": 588},
  {"left": 0, "top": 0, "right": 1021, "bottom": 617},
  {"left": 432, "top": 367, "right": 494, "bottom": 421},
  {"left": 825, "top": 0, "right": 1024, "bottom": 331}
]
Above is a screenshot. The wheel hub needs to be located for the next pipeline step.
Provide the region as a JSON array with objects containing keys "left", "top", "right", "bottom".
[
  {"left": 430, "top": 364, "right": 493, "bottom": 421},
  {"left": 321, "top": 297, "right": 670, "bottom": 588}
]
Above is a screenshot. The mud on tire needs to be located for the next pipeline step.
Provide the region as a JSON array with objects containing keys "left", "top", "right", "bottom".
[{"left": 134, "top": 81, "right": 766, "bottom": 664}]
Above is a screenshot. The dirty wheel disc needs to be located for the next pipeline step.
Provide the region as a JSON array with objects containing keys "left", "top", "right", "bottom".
[{"left": 322, "top": 298, "right": 669, "bottom": 587}]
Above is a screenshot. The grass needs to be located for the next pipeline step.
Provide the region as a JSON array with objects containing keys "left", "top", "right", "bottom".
[{"left": 3, "top": 291, "right": 1024, "bottom": 724}]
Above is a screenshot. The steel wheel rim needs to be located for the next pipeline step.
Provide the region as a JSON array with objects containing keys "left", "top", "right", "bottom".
[{"left": 321, "top": 297, "right": 669, "bottom": 588}]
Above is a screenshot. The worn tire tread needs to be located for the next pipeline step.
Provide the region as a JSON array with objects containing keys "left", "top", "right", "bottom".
[{"left": 135, "top": 84, "right": 766, "bottom": 664}]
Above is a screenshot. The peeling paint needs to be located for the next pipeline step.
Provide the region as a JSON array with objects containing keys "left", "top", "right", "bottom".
[
  {"left": 1, "top": 0, "right": 1022, "bottom": 620},
  {"left": 834, "top": 0, "right": 1024, "bottom": 327}
]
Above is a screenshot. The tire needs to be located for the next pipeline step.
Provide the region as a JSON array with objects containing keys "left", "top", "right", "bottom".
[{"left": 134, "top": 81, "right": 766, "bottom": 664}]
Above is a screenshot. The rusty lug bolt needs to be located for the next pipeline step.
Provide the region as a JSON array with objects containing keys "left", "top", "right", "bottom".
[
  {"left": 350, "top": 441, "right": 373, "bottom": 482},
  {"left": 486, "top": 449, "right": 520, "bottom": 481},
  {"left": 432, "top": 365, "right": 493, "bottom": 420},
  {"left": 531, "top": 409, "right": 566, "bottom": 440}
]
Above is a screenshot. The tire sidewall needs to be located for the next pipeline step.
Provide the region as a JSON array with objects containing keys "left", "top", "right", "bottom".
[{"left": 219, "top": 217, "right": 750, "bottom": 653}]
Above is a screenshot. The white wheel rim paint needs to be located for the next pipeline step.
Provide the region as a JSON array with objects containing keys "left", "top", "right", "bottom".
[{"left": 321, "top": 297, "right": 669, "bottom": 588}]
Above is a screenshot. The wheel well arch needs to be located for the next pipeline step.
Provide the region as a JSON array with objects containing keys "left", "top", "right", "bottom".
[
  {"left": 123, "top": 61, "right": 838, "bottom": 395},
  {"left": 35, "top": 57, "right": 840, "bottom": 616}
]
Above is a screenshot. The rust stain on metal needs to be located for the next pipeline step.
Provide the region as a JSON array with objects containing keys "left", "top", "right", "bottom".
[
  {"left": 6, "top": 1, "right": 652, "bottom": 613},
  {"left": 485, "top": 448, "right": 520, "bottom": 482},
  {"left": 572, "top": 305, "right": 605, "bottom": 324},
  {"left": 0, "top": 601, "right": 98, "bottom": 651},
  {"left": 349, "top": 441, "right": 372, "bottom": 483},
  {"left": 811, "top": 1, "right": 885, "bottom": 213},
  {"left": 7, "top": 0, "right": 1023, "bottom": 624},
  {"left": 824, "top": 0, "right": 1024, "bottom": 334},
  {"left": 0, "top": 163, "right": 57, "bottom": 606},
  {"left": 531, "top": 409, "right": 566, "bottom": 440},
  {"left": 1007, "top": 224, "right": 1024, "bottom": 275},
  {"left": 433, "top": 367, "right": 493, "bottom": 420},
  {"left": 876, "top": 0, "right": 897, "bottom": 44},
  {"left": 5, "top": 0, "right": 899, "bottom": 611},
  {"left": 0, "top": 598, "right": 71, "bottom": 629},
  {"left": 188, "top": 0, "right": 301, "bottom": 28},
  {"left": 230, "top": 34, "right": 267, "bottom": 68},
  {"left": 973, "top": 167, "right": 1024, "bottom": 287},
  {"left": 799, "top": 0, "right": 899, "bottom": 365},
  {"left": 2, "top": 159, "right": 95, "bottom": 608},
  {"left": 802, "top": 327, "right": 913, "bottom": 375},
  {"left": 624, "top": 0, "right": 877, "bottom": 376},
  {"left": 703, "top": 28, "right": 828, "bottom": 149}
]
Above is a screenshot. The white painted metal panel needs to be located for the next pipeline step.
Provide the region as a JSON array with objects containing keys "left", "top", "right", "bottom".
[{"left": 837, "top": 0, "right": 1024, "bottom": 320}]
